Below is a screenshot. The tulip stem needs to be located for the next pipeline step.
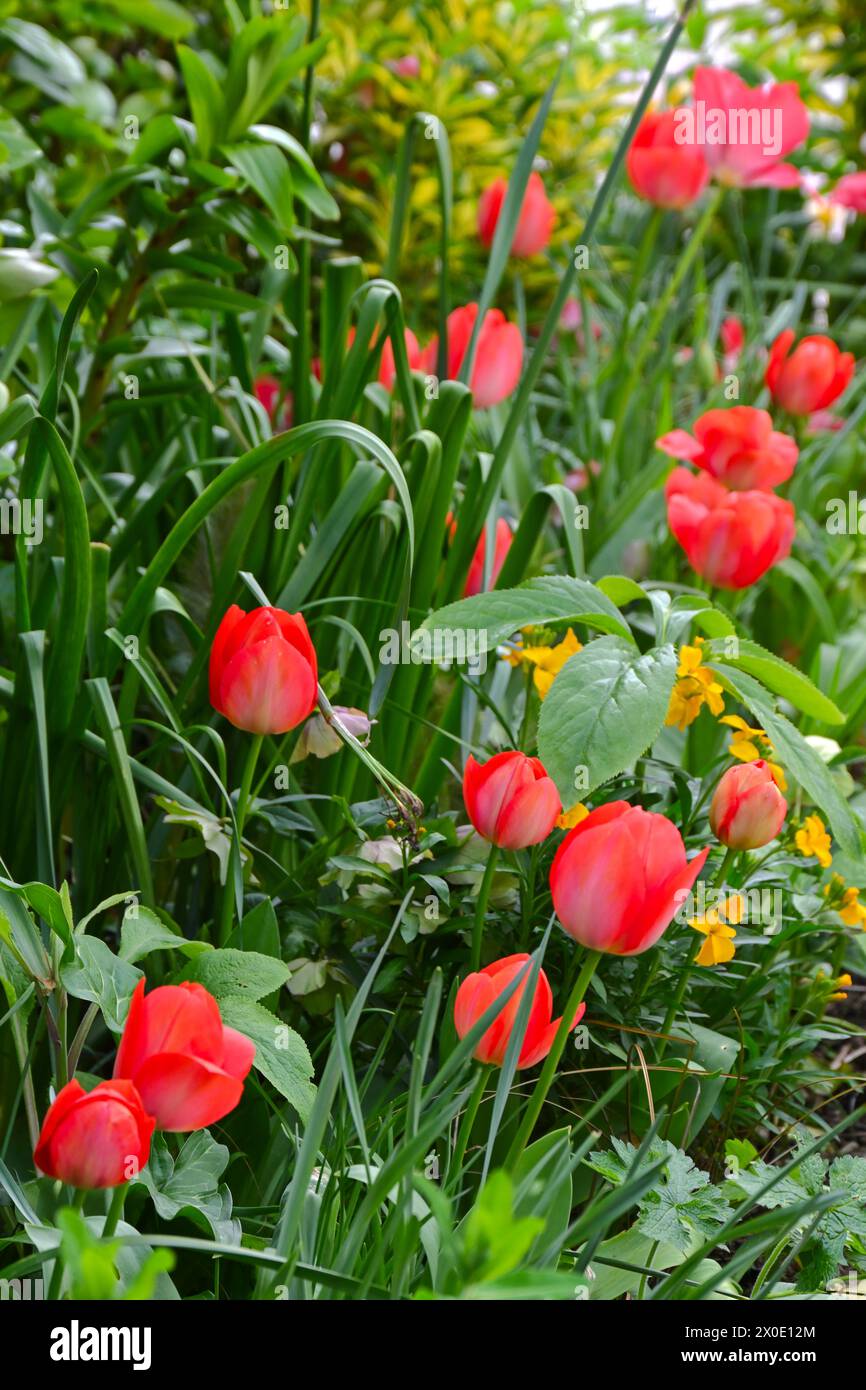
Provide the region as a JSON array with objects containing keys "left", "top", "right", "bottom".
[
  {"left": 470, "top": 846, "right": 500, "bottom": 973},
  {"left": 507, "top": 948, "right": 602, "bottom": 1167},
  {"left": 218, "top": 733, "right": 264, "bottom": 945},
  {"left": 47, "top": 1188, "right": 86, "bottom": 1299},
  {"left": 102, "top": 1183, "right": 127, "bottom": 1240},
  {"left": 448, "top": 1065, "right": 490, "bottom": 1187},
  {"left": 658, "top": 846, "right": 737, "bottom": 1057}
]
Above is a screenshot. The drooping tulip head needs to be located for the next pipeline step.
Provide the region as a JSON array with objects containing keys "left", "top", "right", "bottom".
[
  {"left": 454, "top": 954, "right": 585, "bottom": 1068},
  {"left": 463, "top": 750, "right": 561, "bottom": 850},
  {"left": 550, "top": 801, "right": 710, "bottom": 955}
]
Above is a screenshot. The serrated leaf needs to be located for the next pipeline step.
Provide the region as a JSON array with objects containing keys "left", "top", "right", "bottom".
[
  {"left": 180, "top": 947, "right": 290, "bottom": 1001},
  {"left": 707, "top": 638, "right": 844, "bottom": 725},
  {"left": 420, "top": 575, "right": 633, "bottom": 652},
  {"left": 219, "top": 997, "right": 315, "bottom": 1121},
  {"left": 538, "top": 637, "right": 677, "bottom": 803}
]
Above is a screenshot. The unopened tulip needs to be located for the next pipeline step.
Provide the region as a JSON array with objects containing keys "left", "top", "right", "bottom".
[
  {"left": 34, "top": 1080, "right": 155, "bottom": 1189},
  {"left": 550, "top": 802, "right": 710, "bottom": 955},
  {"left": 692, "top": 67, "right": 809, "bottom": 188},
  {"left": 766, "top": 330, "right": 855, "bottom": 415},
  {"left": 114, "top": 980, "right": 255, "bottom": 1132},
  {"left": 626, "top": 109, "right": 710, "bottom": 209},
  {"left": 710, "top": 760, "right": 787, "bottom": 850},
  {"left": 665, "top": 467, "right": 795, "bottom": 589},
  {"left": 656, "top": 406, "right": 798, "bottom": 491},
  {"left": 454, "top": 954, "right": 585, "bottom": 1068},
  {"left": 209, "top": 604, "right": 318, "bottom": 735},
  {"left": 422, "top": 303, "right": 523, "bottom": 408},
  {"left": 720, "top": 315, "right": 745, "bottom": 369},
  {"left": 477, "top": 171, "right": 555, "bottom": 258},
  {"left": 463, "top": 750, "right": 561, "bottom": 850},
  {"left": 254, "top": 374, "right": 293, "bottom": 429}
]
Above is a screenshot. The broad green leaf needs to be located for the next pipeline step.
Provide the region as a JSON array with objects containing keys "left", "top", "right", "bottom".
[
  {"left": 61, "top": 937, "right": 142, "bottom": 1033},
  {"left": 119, "top": 907, "right": 209, "bottom": 963},
  {"left": 707, "top": 638, "right": 844, "bottom": 725},
  {"left": 420, "top": 575, "right": 633, "bottom": 653},
  {"left": 177, "top": 44, "right": 224, "bottom": 158},
  {"left": 137, "top": 1131, "right": 240, "bottom": 1244},
  {"left": 223, "top": 142, "right": 294, "bottom": 229},
  {"left": 179, "top": 948, "right": 290, "bottom": 1002},
  {"left": 219, "top": 997, "right": 315, "bottom": 1122},
  {"left": 538, "top": 637, "right": 677, "bottom": 803}
]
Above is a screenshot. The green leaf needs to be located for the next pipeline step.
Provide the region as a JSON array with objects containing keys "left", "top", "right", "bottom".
[
  {"left": 711, "top": 664, "right": 861, "bottom": 857},
  {"left": 180, "top": 948, "right": 290, "bottom": 1002},
  {"left": 61, "top": 938, "right": 142, "bottom": 1034},
  {"left": 538, "top": 637, "right": 677, "bottom": 804},
  {"left": 119, "top": 907, "right": 208, "bottom": 963},
  {"left": 177, "top": 45, "right": 224, "bottom": 158},
  {"left": 98, "top": 0, "right": 194, "bottom": 39},
  {"left": 137, "top": 1131, "right": 240, "bottom": 1244},
  {"left": 706, "top": 638, "right": 844, "bottom": 725},
  {"left": 218, "top": 997, "right": 315, "bottom": 1121},
  {"left": 223, "top": 142, "right": 294, "bottom": 229},
  {"left": 420, "top": 575, "right": 633, "bottom": 653}
]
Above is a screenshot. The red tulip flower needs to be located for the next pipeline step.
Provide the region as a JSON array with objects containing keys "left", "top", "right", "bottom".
[
  {"left": 423, "top": 303, "right": 523, "bottom": 408},
  {"left": 550, "top": 802, "right": 710, "bottom": 955},
  {"left": 463, "top": 750, "right": 561, "bottom": 850},
  {"left": 720, "top": 315, "right": 745, "bottom": 370},
  {"left": 766, "top": 330, "right": 855, "bottom": 415},
  {"left": 114, "top": 980, "right": 255, "bottom": 1132},
  {"left": 454, "top": 953, "right": 585, "bottom": 1068},
  {"left": 34, "top": 1079, "right": 155, "bottom": 1189},
  {"left": 692, "top": 67, "right": 809, "bottom": 189},
  {"left": 477, "top": 171, "right": 555, "bottom": 258},
  {"left": 656, "top": 406, "right": 798, "bottom": 491},
  {"left": 626, "top": 109, "right": 710, "bottom": 209},
  {"left": 254, "top": 374, "right": 293, "bottom": 429},
  {"left": 665, "top": 467, "right": 795, "bottom": 589},
  {"left": 346, "top": 325, "right": 423, "bottom": 392},
  {"left": 710, "top": 760, "right": 787, "bottom": 850},
  {"left": 209, "top": 604, "right": 318, "bottom": 735},
  {"left": 830, "top": 171, "right": 866, "bottom": 215}
]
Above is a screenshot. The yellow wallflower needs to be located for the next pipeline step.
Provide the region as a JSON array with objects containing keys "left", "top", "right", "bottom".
[
  {"left": 665, "top": 638, "right": 725, "bottom": 731},
  {"left": 689, "top": 894, "right": 744, "bottom": 966},
  {"left": 556, "top": 802, "right": 589, "bottom": 831},
  {"left": 824, "top": 874, "right": 866, "bottom": 927},
  {"left": 505, "top": 628, "right": 582, "bottom": 699},
  {"left": 817, "top": 967, "right": 854, "bottom": 1001},
  {"left": 720, "top": 715, "right": 787, "bottom": 791},
  {"left": 795, "top": 814, "right": 833, "bottom": 869}
]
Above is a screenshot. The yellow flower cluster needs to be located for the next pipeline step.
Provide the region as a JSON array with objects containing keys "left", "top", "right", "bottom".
[
  {"left": 689, "top": 894, "right": 745, "bottom": 966},
  {"left": 823, "top": 872, "right": 866, "bottom": 927},
  {"left": 720, "top": 715, "right": 787, "bottom": 791},
  {"left": 795, "top": 814, "right": 833, "bottom": 869},
  {"left": 505, "top": 627, "right": 582, "bottom": 699},
  {"left": 816, "top": 969, "right": 854, "bottom": 1001},
  {"left": 665, "top": 639, "right": 725, "bottom": 731}
]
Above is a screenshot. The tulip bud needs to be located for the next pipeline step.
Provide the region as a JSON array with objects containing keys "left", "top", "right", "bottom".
[
  {"left": 34, "top": 1080, "right": 155, "bottom": 1189},
  {"left": 709, "top": 760, "right": 787, "bottom": 850},
  {"left": 766, "top": 330, "right": 854, "bottom": 415},
  {"left": 454, "top": 954, "right": 585, "bottom": 1068},
  {"left": 114, "top": 980, "right": 255, "bottom": 1132},
  {"left": 463, "top": 750, "right": 561, "bottom": 850},
  {"left": 550, "top": 802, "right": 710, "bottom": 955},
  {"left": 477, "top": 171, "right": 555, "bottom": 258},
  {"left": 209, "top": 604, "right": 318, "bottom": 736}
]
